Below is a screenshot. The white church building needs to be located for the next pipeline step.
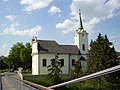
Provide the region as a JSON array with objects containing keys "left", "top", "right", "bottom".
[{"left": 32, "top": 11, "right": 88, "bottom": 75}]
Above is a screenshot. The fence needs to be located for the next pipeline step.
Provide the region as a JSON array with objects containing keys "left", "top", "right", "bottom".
[
  {"left": 48, "top": 65, "right": 120, "bottom": 89},
  {"left": 6, "top": 73, "right": 53, "bottom": 90},
  {"left": 5, "top": 65, "right": 120, "bottom": 90}
]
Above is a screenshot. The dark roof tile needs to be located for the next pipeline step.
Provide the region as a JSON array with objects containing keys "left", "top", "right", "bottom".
[{"left": 37, "top": 40, "right": 80, "bottom": 54}]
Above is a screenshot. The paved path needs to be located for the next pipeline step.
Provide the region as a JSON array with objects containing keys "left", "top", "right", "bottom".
[{"left": 1, "top": 74, "right": 16, "bottom": 90}]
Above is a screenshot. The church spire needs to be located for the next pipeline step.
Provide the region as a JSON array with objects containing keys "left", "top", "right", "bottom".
[{"left": 79, "top": 9, "right": 83, "bottom": 30}]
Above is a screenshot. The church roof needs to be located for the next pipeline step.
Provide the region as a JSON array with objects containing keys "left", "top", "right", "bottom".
[
  {"left": 37, "top": 40, "right": 80, "bottom": 54},
  {"left": 60, "top": 45, "right": 80, "bottom": 54}
]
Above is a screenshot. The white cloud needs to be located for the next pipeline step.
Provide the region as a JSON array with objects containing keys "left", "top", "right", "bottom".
[
  {"left": 110, "top": 34, "right": 120, "bottom": 51},
  {"left": 1, "top": 22, "right": 42, "bottom": 36},
  {"left": 56, "top": 19, "right": 76, "bottom": 34},
  {"left": 70, "top": 0, "right": 120, "bottom": 32},
  {"left": 0, "top": 44, "right": 9, "bottom": 56},
  {"left": 56, "top": 0, "right": 120, "bottom": 34},
  {"left": 6, "top": 15, "right": 16, "bottom": 21},
  {"left": 84, "top": 17, "right": 100, "bottom": 33},
  {"left": 2, "top": 44, "right": 7, "bottom": 50},
  {"left": 20, "top": 0, "right": 53, "bottom": 12},
  {"left": 48, "top": 6, "right": 61, "bottom": 14}
]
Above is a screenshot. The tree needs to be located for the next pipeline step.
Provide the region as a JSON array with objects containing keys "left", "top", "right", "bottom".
[
  {"left": 0, "top": 56, "right": 8, "bottom": 69},
  {"left": 88, "top": 33, "right": 119, "bottom": 84},
  {"left": 88, "top": 33, "right": 117, "bottom": 73},
  {"left": 25, "top": 43, "right": 32, "bottom": 69},
  {"left": 8, "top": 42, "right": 24, "bottom": 68},
  {"left": 47, "top": 54, "right": 62, "bottom": 84},
  {"left": 20, "top": 43, "right": 32, "bottom": 70},
  {"left": 4, "top": 42, "right": 32, "bottom": 70},
  {"left": 71, "top": 60, "right": 83, "bottom": 78}
]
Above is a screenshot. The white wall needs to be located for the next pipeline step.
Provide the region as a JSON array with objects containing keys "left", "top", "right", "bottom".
[
  {"left": 81, "top": 54, "right": 88, "bottom": 71},
  {"left": 32, "top": 41, "right": 39, "bottom": 75},
  {"left": 79, "top": 32, "right": 88, "bottom": 55},
  {"left": 32, "top": 55, "right": 39, "bottom": 75},
  {"left": 69, "top": 54, "right": 88, "bottom": 72},
  {"left": 70, "top": 55, "right": 80, "bottom": 70},
  {"left": 32, "top": 42, "right": 38, "bottom": 53},
  {"left": 74, "top": 31, "right": 88, "bottom": 55},
  {"left": 39, "top": 54, "right": 69, "bottom": 75},
  {"left": 32, "top": 52, "right": 87, "bottom": 75},
  {"left": 81, "top": 60, "right": 87, "bottom": 71},
  {"left": 59, "top": 54, "right": 69, "bottom": 74}
]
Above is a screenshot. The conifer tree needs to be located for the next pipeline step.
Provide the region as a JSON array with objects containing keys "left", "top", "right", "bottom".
[
  {"left": 88, "top": 33, "right": 117, "bottom": 73},
  {"left": 88, "top": 33, "right": 119, "bottom": 84},
  {"left": 47, "top": 54, "right": 62, "bottom": 84}
]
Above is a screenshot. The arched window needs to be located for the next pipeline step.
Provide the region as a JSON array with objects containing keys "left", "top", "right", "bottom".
[
  {"left": 80, "top": 56, "right": 85, "bottom": 61},
  {"left": 82, "top": 44, "right": 85, "bottom": 51}
]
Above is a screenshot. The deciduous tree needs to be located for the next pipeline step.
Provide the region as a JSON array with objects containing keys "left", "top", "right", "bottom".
[{"left": 4, "top": 42, "right": 32, "bottom": 70}]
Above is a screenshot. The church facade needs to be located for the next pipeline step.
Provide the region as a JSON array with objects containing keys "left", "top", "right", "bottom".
[{"left": 32, "top": 12, "right": 88, "bottom": 75}]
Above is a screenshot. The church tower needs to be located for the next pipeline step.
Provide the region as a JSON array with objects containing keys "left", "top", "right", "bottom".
[{"left": 74, "top": 10, "right": 88, "bottom": 70}]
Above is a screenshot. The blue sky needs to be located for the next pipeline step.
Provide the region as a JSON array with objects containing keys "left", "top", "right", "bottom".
[{"left": 0, "top": 0, "right": 120, "bottom": 56}]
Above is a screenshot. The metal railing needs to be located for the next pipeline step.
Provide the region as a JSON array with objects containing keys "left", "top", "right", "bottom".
[
  {"left": 5, "top": 65, "right": 120, "bottom": 90},
  {"left": 48, "top": 65, "right": 120, "bottom": 89}
]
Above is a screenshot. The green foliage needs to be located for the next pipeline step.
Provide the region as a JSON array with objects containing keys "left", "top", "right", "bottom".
[
  {"left": 25, "top": 75, "right": 119, "bottom": 90},
  {"left": 47, "top": 54, "right": 62, "bottom": 84},
  {"left": 71, "top": 60, "right": 83, "bottom": 78},
  {"left": 0, "top": 57, "right": 8, "bottom": 69},
  {"left": 4, "top": 42, "right": 32, "bottom": 70},
  {"left": 20, "top": 43, "right": 32, "bottom": 69},
  {"left": 88, "top": 33, "right": 119, "bottom": 83},
  {"left": 116, "top": 52, "right": 120, "bottom": 55},
  {"left": 66, "top": 83, "right": 81, "bottom": 90},
  {"left": 25, "top": 77, "right": 52, "bottom": 87}
]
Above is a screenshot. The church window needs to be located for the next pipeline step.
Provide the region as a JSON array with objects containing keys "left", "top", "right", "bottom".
[
  {"left": 72, "top": 59, "right": 75, "bottom": 66},
  {"left": 60, "top": 59, "right": 64, "bottom": 67},
  {"left": 43, "top": 59, "right": 47, "bottom": 67},
  {"left": 82, "top": 34, "right": 84, "bottom": 36},
  {"left": 82, "top": 44, "right": 85, "bottom": 51},
  {"left": 80, "top": 56, "right": 85, "bottom": 61}
]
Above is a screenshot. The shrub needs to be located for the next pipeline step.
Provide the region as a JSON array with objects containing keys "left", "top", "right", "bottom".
[{"left": 25, "top": 77, "right": 52, "bottom": 87}]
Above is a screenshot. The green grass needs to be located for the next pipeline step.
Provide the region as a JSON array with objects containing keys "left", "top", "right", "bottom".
[
  {"left": 25, "top": 77, "right": 52, "bottom": 87},
  {"left": 23, "top": 71, "right": 32, "bottom": 76}
]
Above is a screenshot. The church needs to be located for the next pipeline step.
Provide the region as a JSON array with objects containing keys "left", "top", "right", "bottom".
[{"left": 32, "top": 11, "right": 88, "bottom": 75}]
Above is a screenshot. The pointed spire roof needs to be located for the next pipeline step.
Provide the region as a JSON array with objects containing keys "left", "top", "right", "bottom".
[{"left": 79, "top": 9, "right": 83, "bottom": 30}]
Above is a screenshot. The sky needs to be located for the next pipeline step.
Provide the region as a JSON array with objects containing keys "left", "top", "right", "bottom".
[{"left": 0, "top": 0, "right": 120, "bottom": 56}]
